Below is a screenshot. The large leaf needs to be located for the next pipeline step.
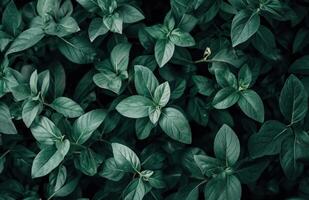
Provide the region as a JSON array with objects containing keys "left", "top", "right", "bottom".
[
  {"left": 279, "top": 75, "right": 308, "bottom": 124},
  {"left": 231, "top": 9, "right": 260, "bottom": 47},
  {"left": 159, "top": 107, "right": 192, "bottom": 144},
  {"left": 214, "top": 124, "right": 240, "bottom": 166},
  {"left": 116, "top": 95, "right": 153, "bottom": 118},
  {"left": 72, "top": 109, "right": 107, "bottom": 144},
  {"left": 31, "top": 139, "right": 70, "bottom": 178},
  {"left": 111, "top": 143, "right": 141, "bottom": 172}
]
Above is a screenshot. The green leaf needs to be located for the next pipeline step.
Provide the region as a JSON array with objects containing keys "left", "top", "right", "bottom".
[
  {"left": 39, "top": 70, "right": 50, "bottom": 97},
  {"left": 116, "top": 95, "right": 153, "bottom": 118},
  {"left": 123, "top": 178, "right": 146, "bottom": 200},
  {"left": 58, "top": 36, "right": 96, "bottom": 64},
  {"left": 111, "top": 143, "right": 141, "bottom": 172},
  {"left": 231, "top": 9, "right": 260, "bottom": 47},
  {"left": 99, "top": 158, "right": 125, "bottom": 181},
  {"left": 72, "top": 109, "right": 107, "bottom": 144},
  {"left": 212, "top": 87, "right": 240, "bottom": 109},
  {"left": 194, "top": 155, "right": 224, "bottom": 177},
  {"left": 22, "top": 100, "right": 42, "bottom": 128},
  {"left": 36, "top": 0, "right": 55, "bottom": 16},
  {"left": 93, "top": 70, "right": 122, "bottom": 94},
  {"left": 75, "top": 148, "right": 99, "bottom": 176},
  {"left": 0, "top": 102, "right": 17, "bottom": 134},
  {"left": 2, "top": 0, "right": 22, "bottom": 36},
  {"left": 111, "top": 43, "right": 132, "bottom": 72},
  {"left": 134, "top": 65, "right": 159, "bottom": 97},
  {"left": 155, "top": 39, "right": 175, "bottom": 67},
  {"left": 30, "top": 116, "right": 63, "bottom": 145},
  {"left": 214, "top": 67, "right": 237, "bottom": 88},
  {"left": 135, "top": 118, "right": 154, "bottom": 140},
  {"left": 148, "top": 106, "right": 161, "bottom": 124},
  {"left": 204, "top": 174, "right": 241, "bottom": 200},
  {"left": 159, "top": 107, "right": 192, "bottom": 144},
  {"left": 118, "top": 5, "right": 145, "bottom": 23},
  {"left": 192, "top": 75, "right": 215, "bottom": 96},
  {"left": 238, "top": 65, "right": 252, "bottom": 89},
  {"left": 238, "top": 89, "right": 264, "bottom": 123},
  {"left": 153, "top": 82, "right": 170, "bottom": 107},
  {"left": 280, "top": 135, "right": 304, "bottom": 180},
  {"left": 103, "top": 12, "right": 123, "bottom": 34},
  {"left": 214, "top": 124, "right": 240, "bottom": 166},
  {"left": 50, "top": 97, "right": 84, "bottom": 118},
  {"left": 279, "top": 75, "right": 308, "bottom": 124},
  {"left": 289, "top": 55, "right": 309, "bottom": 75},
  {"left": 145, "top": 24, "right": 168, "bottom": 40},
  {"left": 88, "top": 18, "right": 108, "bottom": 42},
  {"left": 169, "top": 28, "right": 195, "bottom": 47},
  {"left": 6, "top": 28, "right": 45, "bottom": 55},
  {"left": 30, "top": 70, "right": 38, "bottom": 94},
  {"left": 248, "top": 120, "right": 292, "bottom": 158},
  {"left": 76, "top": 0, "right": 99, "bottom": 12},
  {"left": 31, "top": 139, "right": 70, "bottom": 178},
  {"left": 55, "top": 16, "right": 80, "bottom": 37}
]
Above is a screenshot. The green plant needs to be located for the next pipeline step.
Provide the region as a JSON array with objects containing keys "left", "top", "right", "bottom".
[{"left": 1, "top": 0, "right": 309, "bottom": 199}]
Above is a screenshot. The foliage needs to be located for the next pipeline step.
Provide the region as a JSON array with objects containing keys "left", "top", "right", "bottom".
[{"left": 0, "top": 0, "right": 309, "bottom": 199}]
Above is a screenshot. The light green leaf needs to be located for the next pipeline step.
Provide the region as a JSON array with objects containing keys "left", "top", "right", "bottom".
[
  {"left": 159, "top": 107, "right": 192, "bottom": 144},
  {"left": 123, "top": 178, "right": 146, "bottom": 200},
  {"left": 148, "top": 106, "right": 161, "bottom": 124},
  {"left": 116, "top": 95, "right": 153, "bottom": 118},
  {"left": 99, "top": 158, "right": 125, "bottom": 181},
  {"left": 118, "top": 5, "right": 145, "bottom": 23},
  {"left": 155, "top": 39, "right": 175, "bottom": 67},
  {"left": 22, "top": 100, "right": 42, "bottom": 128},
  {"left": 31, "top": 139, "right": 70, "bottom": 178},
  {"left": 56, "top": 16, "right": 80, "bottom": 37},
  {"left": 88, "top": 18, "right": 108, "bottom": 42},
  {"left": 37, "top": 0, "right": 55, "bottom": 16},
  {"left": 194, "top": 155, "right": 224, "bottom": 177},
  {"left": 6, "top": 28, "right": 45, "bottom": 55},
  {"left": 93, "top": 70, "right": 122, "bottom": 94},
  {"left": 50, "top": 97, "right": 84, "bottom": 118},
  {"left": 103, "top": 12, "right": 123, "bottom": 34},
  {"left": 30, "top": 116, "right": 63, "bottom": 145},
  {"left": 238, "top": 65, "right": 252, "bottom": 89},
  {"left": 111, "top": 143, "right": 141, "bottom": 172},
  {"left": 0, "top": 102, "right": 17, "bottom": 135},
  {"left": 72, "top": 109, "right": 107, "bottom": 144},
  {"left": 169, "top": 28, "right": 195, "bottom": 47},
  {"left": 153, "top": 82, "right": 170, "bottom": 107},
  {"left": 111, "top": 43, "right": 132, "bottom": 72},
  {"left": 134, "top": 65, "right": 159, "bottom": 97}
]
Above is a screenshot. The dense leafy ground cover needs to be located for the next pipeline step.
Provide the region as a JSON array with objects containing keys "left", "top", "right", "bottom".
[{"left": 1, "top": 0, "right": 309, "bottom": 199}]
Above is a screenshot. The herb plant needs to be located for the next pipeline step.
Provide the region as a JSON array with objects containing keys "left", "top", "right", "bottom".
[{"left": 1, "top": 0, "right": 309, "bottom": 199}]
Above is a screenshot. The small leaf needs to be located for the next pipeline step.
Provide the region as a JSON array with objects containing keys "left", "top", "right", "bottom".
[
  {"left": 0, "top": 102, "right": 17, "bottom": 135},
  {"left": 134, "top": 65, "right": 159, "bottom": 97},
  {"left": 22, "top": 100, "right": 42, "bottom": 128},
  {"left": 169, "top": 28, "right": 195, "bottom": 47},
  {"left": 88, "top": 18, "right": 108, "bottom": 42},
  {"left": 103, "top": 12, "right": 123, "bottom": 34},
  {"left": 153, "top": 82, "right": 170, "bottom": 107},
  {"left": 111, "top": 143, "right": 141, "bottom": 172}
]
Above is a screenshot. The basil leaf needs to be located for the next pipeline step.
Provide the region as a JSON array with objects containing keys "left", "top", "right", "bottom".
[
  {"left": 31, "top": 139, "right": 70, "bottom": 178},
  {"left": 122, "top": 178, "right": 146, "bottom": 200},
  {"left": 111, "top": 43, "right": 132, "bottom": 72},
  {"left": 50, "top": 97, "right": 84, "bottom": 118},
  {"left": 155, "top": 39, "right": 175, "bottom": 67},
  {"left": 116, "top": 95, "right": 153, "bottom": 118},
  {"left": 212, "top": 87, "right": 240, "bottom": 109},
  {"left": 22, "top": 100, "right": 42, "bottom": 128},
  {"left": 169, "top": 28, "right": 195, "bottom": 47},
  {"left": 134, "top": 65, "right": 159, "bottom": 98},
  {"left": 153, "top": 81, "right": 171, "bottom": 107},
  {"left": 118, "top": 5, "right": 145, "bottom": 23},
  {"left": 0, "top": 102, "right": 17, "bottom": 135},
  {"left": 72, "top": 109, "right": 107, "bottom": 144},
  {"left": 279, "top": 75, "right": 308, "bottom": 124},
  {"left": 88, "top": 18, "right": 108, "bottom": 42},
  {"left": 231, "top": 9, "right": 260, "bottom": 47},
  {"left": 2, "top": 0, "right": 22, "bottom": 36},
  {"left": 111, "top": 143, "right": 141, "bottom": 172},
  {"left": 214, "top": 124, "right": 240, "bottom": 166},
  {"left": 159, "top": 107, "right": 192, "bottom": 144},
  {"left": 99, "top": 158, "right": 125, "bottom": 181}
]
